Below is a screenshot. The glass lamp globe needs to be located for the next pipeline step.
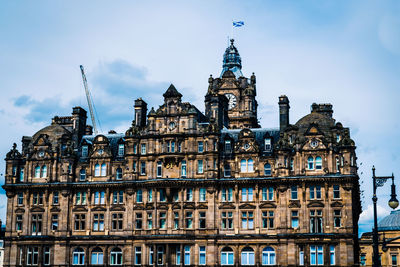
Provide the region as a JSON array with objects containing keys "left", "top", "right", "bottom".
[{"left": 389, "top": 198, "right": 399, "bottom": 209}]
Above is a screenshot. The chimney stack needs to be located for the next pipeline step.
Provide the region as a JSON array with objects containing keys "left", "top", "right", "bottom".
[
  {"left": 134, "top": 98, "right": 148, "bottom": 128},
  {"left": 278, "top": 95, "right": 290, "bottom": 132}
]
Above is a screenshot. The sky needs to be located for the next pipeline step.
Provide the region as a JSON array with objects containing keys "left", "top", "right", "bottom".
[{"left": 0, "top": 0, "right": 400, "bottom": 234}]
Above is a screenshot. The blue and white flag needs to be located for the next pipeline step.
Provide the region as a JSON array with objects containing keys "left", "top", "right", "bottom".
[{"left": 233, "top": 21, "right": 244, "bottom": 27}]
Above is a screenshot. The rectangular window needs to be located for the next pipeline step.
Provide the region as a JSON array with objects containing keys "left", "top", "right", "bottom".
[
  {"left": 299, "top": 246, "right": 304, "bottom": 266},
  {"left": 136, "top": 189, "right": 143, "bottom": 203},
  {"left": 32, "top": 192, "right": 43, "bottom": 205},
  {"left": 310, "top": 210, "right": 323, "bottom": 233},
  {"left": 74, "top": 214, "right": 86, "bottom": 231},
  {"left": 148, "top": 189, "right": 153, "bottom": 202},
  {"left": 262, "top": 211, "right": 274, "bottom": 229},
  {"left": 241, "top": 188, "right": 253, "bottom": 201},
  {"left": 53, "top": 191, "right": 59, "bottom": 205},
  {"left": 147, "top": 213, "right": 153, "bottom": 229},
  {"left": 113, "top": 191, "right": 124, "bottom": 204},
  {"left": 199, "top": 188, "right": 206, "bottom": 202},
  {"left": 198, "top": 141, "right": 204, "bottom": 152},
  {"left": 159, "top": 189, "right": 166, "bottom": 202},
  {"left": 75, "top": 192, "right": 87, "bottom": 205},
  {"left": 141, "top": 144, "right": 146, "bottom": 154},
  {"left": 171, "top": 141, "right": 175, "bottom": 152},
  {"left": 181, "top": 161, "right": 187, "bottom": 177},
  {"left": 43, "top": 247, "right": 50, "bottom": 265},
  {"left": 225, "top": 140, "right": 232, "bottom": 151},
  {"left": 310, "top": 186, "right": 321, "bottom": 200},
  {"left": 176, "top": 247, "right": 181, "bottom": 265},
  {"left": 330, "top": 246, "right": 335, "bottom": 265},
  {"left": 334, "top": 210, "right": 341, "bottom": 227},
  {"left": 173, "top": 191, "right": 179, "bottom": 202},
  {"left": 198, "top": 160, "right": 203, "bottom": 174},
  {"left": 133, "top": 161, "right": 137, "bottom": 172},
  {"left": 333, "top": 185, "right": 340, "bottom": 199},
  {"left": 27, "top": 246, "right": 39, "bottom": 266},
  {"left": 241, "top": 211, "right": 254, "bottom": 229},
  {"left": 224, "top": 164, "right": 231, "bottom": 177},
  {"left": 185, "top": 211, "right": 193, "bottom": 228},
  {"left": 135, "top": 212, "right": 143, "bottom": 229},
  {"left": 199, "top": 246, "right": 206, "bottom": 265},
  {"left": 16, "top": 214, "right": 23, "bottom": 231},
  {"left": 157, "top": 161, "right": 162, "bottom": 177},
  {"left": 93, "top": 213, "right": 104, "bottom": 231},
  {"left": 184, "top": 246, "right": 190, "bottom": 266},
  {"left": 222, "top": 188, "right": 233, "bottom": 202},
  {"left": 199, "top": 211, "right": 206, "bottom": 229},
  {"left": 112, "top": 213, "right": 123, "bottom": 230},
  {"left": 186, "top": 188, "right": 193, "bottom": 201},
  {"left": 174, "top": 212, "right": 179, "bottom": 229},
  {"left": 31, "top": 214, "right": 42, "bottom": 235},
  {"left": 118, "top": 144, "right": 124, "bottom": 156},
  {"left": 82, "top": 145, "right": 88, "bottom": 157},
  {"left": 178, "top": 141, "right": 182, "bottom": 152},
  {"left": 94, "top": 191, "right": 105, "bottom": 205},
  {"left": 140, "top": 161, "right": 146, "bottom": 175},
  {"left": 265, "top": 138, "right": 272, "bottom": 151},
  {"left": 19, "top": 167, "right": 24, "bottom": 182},
  {"left": 17, "top": 193, "right": 23, "bottom": 205},
  {"left": 159, "top": 212, "right": 166, "bottom": 229},
  {"left": 51, "top": 214, "right": 58, "bottom": 231},
  {"left": 291, "top": 186, "right": 298, "bottom": 200},
  {"left": 221, "top": 211, "right": 233, "bottom": 229},
  {"left": 135, "top": 247, "right": 142, "bottom": 265},
  {"left": 292, "top": 210, "right": 299, "bottom": 228}
]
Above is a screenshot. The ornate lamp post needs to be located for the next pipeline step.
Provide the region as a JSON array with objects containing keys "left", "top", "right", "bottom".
[{"left": 372, "top": 166, "right": 399, "bottom": 267}]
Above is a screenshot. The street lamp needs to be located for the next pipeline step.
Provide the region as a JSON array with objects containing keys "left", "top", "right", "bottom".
[{"left": 372, "top": 166, "right": 399, "bottom": 267}]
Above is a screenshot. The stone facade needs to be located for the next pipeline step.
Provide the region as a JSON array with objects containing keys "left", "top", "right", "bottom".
[{"left": 3, "top": 40, "right": 361, "bottom": 266}]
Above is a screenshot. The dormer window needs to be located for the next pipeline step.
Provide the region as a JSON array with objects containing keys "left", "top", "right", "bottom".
[
  {"left": 308, "top": 157, "right": 314, "bottom": 170},
  {"left": 82, "top": 146, "right": 88, "bottom": 157},
  {"left": 118, "top": 144, "right": 124, "bottom": 157},
  {"left": 41, "top": 165, "right": 47, "bottom": 178},
  {"left": 141, "top": 144, "right": 146, "bottom": 155},
  {"left": 264, "top": 138, "right": 272, "bottom": 151},
  {"left": 35, "top": 166, "right": 41, "bottom": 178}
]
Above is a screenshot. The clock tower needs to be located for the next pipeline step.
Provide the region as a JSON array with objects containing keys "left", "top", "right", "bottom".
[{"left": 205, "top": 39, "right": 259, "bottom": 129}]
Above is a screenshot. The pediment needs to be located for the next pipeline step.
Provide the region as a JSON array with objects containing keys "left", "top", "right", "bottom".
[
  {"left": 307, "top": 201, "right": 325, "bottom": 208},
  {"left": 158, "top": 204, "right": 168, "bottom": 210},
  {"left": 50, "top": 206, "right": 61, "bottom": 212},
  {"left": 110, "top": 205, "right": 126, "bottom": 211},
  {"left": 219, "top": 203, "right": 235, "bottom": 209},
  {"left": 288, "top": 200, "right": 301, "bottom": 208},
  {"left": 145, "top": 203, "right": 154, "bottom": 210},
  {"left": 30, "top": 207, "right": 45, "bottom": 213},
  {"left": 239, "top": 203, "right": 256, "bottom": 209},
  {"left": 259, "top": 202, "right": 277, "bottom": 209},
  {"left": 72, "top": 206, "right": 88, "bottom": 212},
  {"left": 305, "top": 124, "right": 323, "bottom": 136},
  {"left": 302, "top": 138, "right": 326, "bottom": 151},
  {"left": 133, "top": 204, "right": 144, "bottom": 210},
  {"left": 196, "top": 203, "right": 208, "bottom": 209},
  {"left": 172, "top": 203, "right": 181, "bottom": 210},
  {"left": 331, "top": 201, "right": 343, "bottom": 207},
  {"left": 91, "top": 206, "right": 107, "bottom": 212},
  {"left": 15, "top": 208, "right": 25, "bottom": 213},
  {"left": 184, "top": 203, "right": 195, "bottom": 209}
]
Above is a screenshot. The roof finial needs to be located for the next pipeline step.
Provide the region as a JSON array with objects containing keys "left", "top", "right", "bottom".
[{"left": 230, "top": 39, "right": 234, "bottom": 46}]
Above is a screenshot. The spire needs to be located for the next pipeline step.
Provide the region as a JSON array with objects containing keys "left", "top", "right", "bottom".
[
  {"left": 221, "top": 39, "right": 243, "bottom": 78},
  {"left": 163, "top": 84, "right": 182, "bottom": 98}
]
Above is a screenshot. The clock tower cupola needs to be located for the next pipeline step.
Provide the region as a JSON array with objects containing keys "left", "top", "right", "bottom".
[{"left": 205, "top": 39, "right": 259, "bottom": 129}]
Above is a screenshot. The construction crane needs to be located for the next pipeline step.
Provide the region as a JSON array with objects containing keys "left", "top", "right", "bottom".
[{"left": 80, "top": 65, "right": 99, "bottom": 135}]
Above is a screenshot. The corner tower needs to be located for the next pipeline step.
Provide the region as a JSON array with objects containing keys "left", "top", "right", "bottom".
[{"left": 206, "top": 39, "right": 259, "bottom": 129}]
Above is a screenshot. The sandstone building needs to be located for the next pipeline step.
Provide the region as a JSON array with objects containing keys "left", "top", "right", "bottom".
[{"left": 3, "top": 40, "right": 361, "bottom": 266}]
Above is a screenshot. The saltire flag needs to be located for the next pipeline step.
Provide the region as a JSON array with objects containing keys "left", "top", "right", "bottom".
[{"left": 233, "top": 21, "right": 244, "bottom": 27}]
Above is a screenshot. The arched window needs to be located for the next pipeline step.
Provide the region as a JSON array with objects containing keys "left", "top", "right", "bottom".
[
  {"left": 308, "top": 156, "right": 314, "bottom": 170},
  {"left": 336, "top": 157, "right": 340, "bottom": 173},
  {"left": 101, "top": 163, "right": 107, "bottom": 176},
  {"left": 156, "top": 162, "right": 162, "bottom": 178},
  {"left": 315, "top": 156, "right": 322, "bottom": 170},
  {"left": 241, "top": 247, "right": 255, "bottom": 266},
  {"left": 91, "top": 247, "right": 104, "bottom": 265},
  {"left": 41, "top": 165, "right": 47, "bottom": 178},
  {"left": 240, "top": 159, "right": 247, "bottom": 172},
  {"left": 80, "top": 169, "right": 86, "bottom": 181},
  {"left": 181, "top": 160, "right": 187, "bottom": 178},
  {"left": 110, "top": 247, "right": 123, "bottom": 265},
  {"left": 262, "top": 247, "right": 276, "bottom": 265},
  {"left": 94, "top": 164, "right": 100, "bottom": 177},
  {"left": 221, "top": 247, "right": 234, "bottom": 266},
  {"left": 116, "top": 168, "right": 123, "bottom": 180},
  {"left": 264, "top": 163, "right": 271, "bottom": 176},
  {"left": 248, "top": 159, "right": 254, "bottom": 172},
  {"left": 34, "top": 166, "right": 41, "bottom": 178},
  {"left": 72, "top": 247, "right": 85, "bottom": 265}
]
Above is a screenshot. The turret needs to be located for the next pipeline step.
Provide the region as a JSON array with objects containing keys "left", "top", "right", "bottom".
[
  {"left": 134, "top": 98, "right": 148, "bottom": 128},
  {"left": 279, "top": 95, "right": 290, "bottom": 132}
]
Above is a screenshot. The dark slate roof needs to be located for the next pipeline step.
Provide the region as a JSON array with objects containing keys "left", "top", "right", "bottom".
[
  {"left": 80, "top": 133, "right": 125, "bottom": 159},
  {"left": 163, "top": 84, "right": 182, "bottom": 98},
  {"left": 221, "top": 128, "right": 280, "bottom": 147},
  {"left": 378, "top": 210, "right": 400, "bottom": 231}
]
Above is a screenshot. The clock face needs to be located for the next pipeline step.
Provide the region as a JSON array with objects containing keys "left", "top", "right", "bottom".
[{"left": 225, "top": 93, "right": 237, "bottom": 110}]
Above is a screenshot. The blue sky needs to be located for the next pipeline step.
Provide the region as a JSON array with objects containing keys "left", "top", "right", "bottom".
[{"left": 1, "top": 1, "right": 400, "bottom": 234}]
